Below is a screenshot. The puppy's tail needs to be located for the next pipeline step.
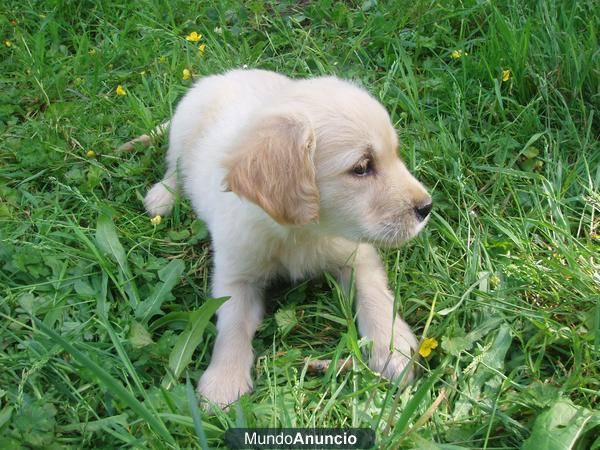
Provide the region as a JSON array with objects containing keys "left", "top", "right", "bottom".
[{"left": 118, "top": 121, "right": 170, "bottom": 152}]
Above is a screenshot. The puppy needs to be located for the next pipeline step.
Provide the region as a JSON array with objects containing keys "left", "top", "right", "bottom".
[{"left": 143, "top": 69, "right": 432, "bottom": 408}]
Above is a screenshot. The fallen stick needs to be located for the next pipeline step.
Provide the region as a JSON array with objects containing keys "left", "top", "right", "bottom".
[
  {"left": 118, "top": 121, "right": 170, "bottom": 152},
  {"left": 305, "top": 357, "right": 353, "bottom": 374}
]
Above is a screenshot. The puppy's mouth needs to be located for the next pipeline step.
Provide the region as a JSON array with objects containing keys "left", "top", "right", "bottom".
[{"left": 363, "top": 217, "right": 429, "bottom": 248}]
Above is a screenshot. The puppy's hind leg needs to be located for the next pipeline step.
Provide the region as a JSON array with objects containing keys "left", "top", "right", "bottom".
[
  {"left": 132, "top": 121, "right": 178, "bottom": 217},
  {"left": 144, "top": 170, "right": 177, "bottom": 217}
]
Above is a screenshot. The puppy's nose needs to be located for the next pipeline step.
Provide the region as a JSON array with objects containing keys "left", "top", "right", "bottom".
[{"left": 414, "top": 201, "right": 433, "bottom": 222}]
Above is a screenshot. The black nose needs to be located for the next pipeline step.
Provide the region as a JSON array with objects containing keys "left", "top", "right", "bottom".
[{"left": 414, "top": 201, "right": 433, "bottom": 221}]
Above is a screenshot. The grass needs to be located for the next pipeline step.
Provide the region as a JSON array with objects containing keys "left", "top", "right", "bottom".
[{"left": 1, "top": 0, "right": 598, "bottom": 448}]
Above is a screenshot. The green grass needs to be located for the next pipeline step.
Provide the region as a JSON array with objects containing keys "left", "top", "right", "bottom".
[{"left": 1, "top": 0, "right": 599, "bottom": 448}]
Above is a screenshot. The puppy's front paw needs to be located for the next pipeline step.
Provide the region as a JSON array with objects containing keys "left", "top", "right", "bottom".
[
  {"left": 197, "top": 365, "right": 252, "bottom": 409},
  {"left": 367, "top": 319, "right": 418, "bottom": 383}
]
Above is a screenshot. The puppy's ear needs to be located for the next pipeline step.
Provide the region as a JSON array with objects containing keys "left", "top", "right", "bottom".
[{"left": 224, "top": 112, "right": 319, "bottom": 225}]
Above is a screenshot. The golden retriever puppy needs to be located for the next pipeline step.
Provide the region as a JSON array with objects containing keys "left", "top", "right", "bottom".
[{"left": 144, "top": 69, "right": 432, "bottom": 408}]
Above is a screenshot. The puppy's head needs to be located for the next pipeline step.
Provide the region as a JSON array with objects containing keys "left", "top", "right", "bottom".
[{"left": 224, "top": 77, "right": 432, "bottom": 246}]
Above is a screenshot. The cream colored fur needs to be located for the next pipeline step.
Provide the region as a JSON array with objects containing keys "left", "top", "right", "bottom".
[{"left": 144, "top": 69, "right": 432, "bottom": 408}]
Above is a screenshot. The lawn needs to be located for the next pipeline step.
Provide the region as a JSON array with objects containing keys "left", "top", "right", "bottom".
[{"left": 1, "top": 0, "right": 599, "bottom": 448}]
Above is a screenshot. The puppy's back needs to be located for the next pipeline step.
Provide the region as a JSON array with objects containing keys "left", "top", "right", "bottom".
[{"left": 168, "top": 69, "right": 291, "bottom": 165}]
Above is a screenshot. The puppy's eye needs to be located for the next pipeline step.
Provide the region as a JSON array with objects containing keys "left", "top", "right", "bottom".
[{"left": 352, "top": 158, "right": 374, "bottom": 177}]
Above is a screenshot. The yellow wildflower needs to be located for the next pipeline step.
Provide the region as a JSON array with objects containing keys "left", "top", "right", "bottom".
[
  {"left": 198, "top": 44, "right": 206, "bottom": 56},
  {"left": 185, "top": 31, "right": 202, "bottom": 42},
  {"left": 182, "top": 68, "right": 191, "bottom": 80},
  {"left": 489, "top": 274, "right": 501, "bottom": 289},
  {"left": 115, "top": 85, "right": 126, "bottom": 96},
  {"left": 451, "top": 50, "right": 464, "bottom": 59},
  {"left": 150, "top": 215, "right": 162, "bottom": 226},
  {"left": 419, "top": 337, "right": 438, "bottom": 357},
  {"left": 88, "top": 48, "right": 96, "bottom": 55},
  {"left": 4, "top": 40, "right": 12, "bottom": 48},
  {"left": 158, "top": 55, "right": 167, "bottom": 64},
  {"left": 86, "top": 149, "right": 96, "bottom": 158},
  {"left": 502, "top": 69, "right": 511, "bottom": 82}
]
